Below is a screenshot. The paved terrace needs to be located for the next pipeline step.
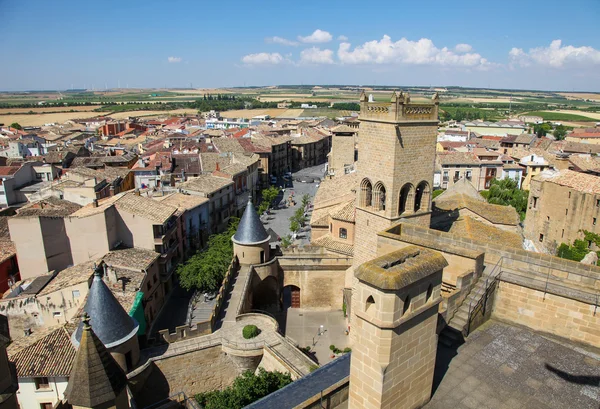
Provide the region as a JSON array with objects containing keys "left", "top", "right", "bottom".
[{"left": 426, "top": 320, "right": 600, "bottom": 409}]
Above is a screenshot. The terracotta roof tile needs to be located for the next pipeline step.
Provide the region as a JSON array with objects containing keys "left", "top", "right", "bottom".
[
  {"left": 8, "top": 326, "right": 76, "bottom": 377},
  {"left": 536, "top": 169, "right": 600, "bottom": 195},
  {"left": 312, "top": 233, "right": 353, "bottom": 256}
]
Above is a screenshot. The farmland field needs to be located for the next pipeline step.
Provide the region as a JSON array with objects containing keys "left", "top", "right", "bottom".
[
  {"left": 523, "top": 111, "right": 598, "bottom": 122},
  {"left": 0, "top": 106, "right": 100, "bottom": 114},
  {"left": 219, "top": 109, "right": 304, "bottom": 119}
]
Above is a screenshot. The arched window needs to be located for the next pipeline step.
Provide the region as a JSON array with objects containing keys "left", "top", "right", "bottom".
[
  {"left": 365, "top": 295, "right": 375, "bottom": 313},
  {"left": 373, "top": 182, "right": 386, "bottom": 211},
  {"left": 426, "top": 284, "right": 433, "bottom": 301},
  {"left": 414, "top": 181, "right": 431, "bottom": 212},
  {"left": 360, "top": 178, "right": 373, "bottom": 208},
  {"left": 339, "top": 228, "right": 348, "bottom": 239},
  {"left": 403, "top": 294, "right": 411, "bottom": 315},
  {"left": 399, "top": 183, "right": 414, "bottom": 215}
]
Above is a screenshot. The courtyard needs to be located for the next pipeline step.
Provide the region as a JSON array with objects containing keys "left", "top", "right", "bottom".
[{"left": 277, "top": 308, "right": 349, "bottom": 365}]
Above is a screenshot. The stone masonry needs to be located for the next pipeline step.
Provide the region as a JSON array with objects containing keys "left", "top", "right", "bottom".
[
  {"left": 348, "top": 247, "right": 446, "bottom": 409},
  {"left": 494, "top": 281, "right": 600, "bottom": 346},
  {"left": 353, "top": 92, "right": 439, "bottom": 268}
]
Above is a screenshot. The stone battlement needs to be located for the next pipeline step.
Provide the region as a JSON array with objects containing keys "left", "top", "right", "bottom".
[{"left": 359, "top": 91, "right": 439, "bottom": 123}]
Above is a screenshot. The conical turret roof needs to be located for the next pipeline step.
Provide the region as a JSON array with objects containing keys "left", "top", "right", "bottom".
[
  {"left": 65, "top": 313, "right": 128, "bottom": 408},
  {"left": 73, "top": 265, "right": 138, "bottom": 349},
  {"left": 232, "top": 198, "right": 270, "bottom": 245}
]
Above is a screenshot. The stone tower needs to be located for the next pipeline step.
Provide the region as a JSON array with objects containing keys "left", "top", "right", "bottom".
[
  {"left": 348, "top": 247, "right": 446, "bottom": 409},
  {"left": 232, "top": 198, "right": 271, "bottom": 265},
  {"left": 72, "top": 265, "right": 140, "bottom": 372},
  {"left": 329, "top": 124, "right": 357, "bottom": 177},
  {"left": 353, "top": 91, "right": 439, "bottom": 267},
  {"left": 65, "top": 314, "right": 130, "bottom": 409}
]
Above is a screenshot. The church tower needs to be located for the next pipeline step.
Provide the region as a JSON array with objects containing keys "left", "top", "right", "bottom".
[{"left": 353, "top": 91, "right": 439, "bottom": 267}]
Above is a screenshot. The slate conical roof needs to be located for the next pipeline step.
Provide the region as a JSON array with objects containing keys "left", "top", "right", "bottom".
[
  {"left": 73, "top": 265, "right": 138, "bottom": 349},
  {"left": 232, "top": 198, "right": 270, "bottom": 245},
  {"left": 65, "top": 314, "right": 128, "bottom": 408}
]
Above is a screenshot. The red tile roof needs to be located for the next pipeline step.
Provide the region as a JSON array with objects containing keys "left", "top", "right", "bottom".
[{"left": 0, "top": 166, "right": 21, "bottom": 176}]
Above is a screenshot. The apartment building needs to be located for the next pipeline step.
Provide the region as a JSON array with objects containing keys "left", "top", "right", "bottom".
[{"left": 178, "top": 175, "right": 234, "bottom": 234}]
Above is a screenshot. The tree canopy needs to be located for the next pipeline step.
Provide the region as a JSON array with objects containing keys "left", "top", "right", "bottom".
[
  {"left": 10, "top": 122, "right": 22, "bottom": 130},
  {"left": 177, "top": 218, "right": 239, "bottom": 292},
  {"left": 485, "top": 178, "right": 528, "bottom": 221},
  {"left": 258, "top": 186, "right": 280, "bottom": 215},
  {"left": 195, "top": 368, "right": 293, "bottom": 409},
  {"left": 557, "top": 231, "right": 600, "bottom": 262}
]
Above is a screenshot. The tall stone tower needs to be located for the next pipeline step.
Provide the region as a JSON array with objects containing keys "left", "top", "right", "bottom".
[
  {"left": 329, "top": 124, "right": 357, "bottom": 177},
  {"left": 353, "top": 91, "right": 439, "bottom": 267},
  {"left": 348, "top": 247, "right": 446, "bottom": 409}
]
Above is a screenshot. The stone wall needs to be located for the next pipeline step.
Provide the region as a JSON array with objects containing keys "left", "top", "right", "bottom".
[
  {"left": 279, "top": 250, "right": 352, "bottom": 309},
  {"left": 150, "top": 346, "right": 240, "bottom": 399},
  {"left": 525, "top": 175, "right": 600, "bottom": 253},
  {"left": 494, "top": 281, "right": 600, "bottom": 346}
]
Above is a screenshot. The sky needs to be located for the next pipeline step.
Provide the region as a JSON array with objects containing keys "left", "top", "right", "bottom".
[{"left": 1, "top": 0, "right": 599, "bottom": 91}]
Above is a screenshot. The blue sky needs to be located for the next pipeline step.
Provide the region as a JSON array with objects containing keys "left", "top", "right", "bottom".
[{"left": 1, "top": 0, "right": 599, "bottom": 91}]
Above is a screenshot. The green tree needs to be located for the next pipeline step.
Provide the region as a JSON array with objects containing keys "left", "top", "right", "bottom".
[
  {"left": 258, "top": 186, "right": 280, "bottom": 215},
  {"left": 533, "top": 122, "right": 552, "bottom": 137},
  {"left": 176, "top": 218, "right": 239, "bottom": 292},
  {"left": 301, "top": 194, "right": 311, "bottom": 209},
  {"left": 553, "top": 125, "right": 568, "bottom": 140},
  {"left": 196, "top": 368, "right": 293, "bottom": 409},
  {"left": 281, "top": 235, "right": 292, "bottom": 248},
  {"left": 289, "top": 219, "right": 300, "bottom": 235},
  {"left": 485, "top": 178, "right": 529, "bottom": 221},
  {"left": 10, "top": 122, "right": 22, "bottom": 130}
]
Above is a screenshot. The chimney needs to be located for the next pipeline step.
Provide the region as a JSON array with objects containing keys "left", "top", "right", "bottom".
[
  {"left": 134, "top": 188, "right": 141, "bottom": 196},
  {"left": 92, "top": 198, "right": 98, "bottom": 208},
  {"left": 215, "top": 161, "right": 220, "bottom": 172},
  {"left": 109, "top": 185, "right": 115, "bottom": 197},
  {"left": 104, "top": 264, "right": 118, "bottom": 284}
]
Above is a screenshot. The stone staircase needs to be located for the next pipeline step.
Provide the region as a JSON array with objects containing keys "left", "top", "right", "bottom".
[
  {"left": 439, "top": 265, "right": 495, "bottom": 347},
  {"left": 269, "top": 338, "right": 315, "bottom": 377}
]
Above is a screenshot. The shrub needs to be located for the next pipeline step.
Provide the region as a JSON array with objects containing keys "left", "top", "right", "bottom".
[
  {"left": 243, "top": 325, "right": 260, "bottom": 339},
  {"left": 343, "top": 347, "right": 352, "bottom": 353},
  {"left": 329, "top": 344, "right": 336, "bottom": 351}
]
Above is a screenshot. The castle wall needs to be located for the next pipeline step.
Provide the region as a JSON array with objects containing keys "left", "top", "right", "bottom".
[{"left": 494, "top": 281, "right": 600, "bottom": 346}]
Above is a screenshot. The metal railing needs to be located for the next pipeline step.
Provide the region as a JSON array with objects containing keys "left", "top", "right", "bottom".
[
  {"left": 467, "top": 256, "right": 600, "bottom": 335},
  {"left": 466, "top": 257, "right": 504, "bottom": 335}
]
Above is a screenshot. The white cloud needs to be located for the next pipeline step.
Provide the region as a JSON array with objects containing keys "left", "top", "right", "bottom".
[
  {"left": 265, "top": 36, "right": 298, "bottom": 46},
  {"left": 338, "top": 35, "right": 348, "bottom": 41},
  {"left": 298, "top": 29, "right": 333, "bottom": 44},
  {"left": 337, "top": 36, "right": 491, "bottom": 69},
  {"left": 168, "top": 56, "right": 182, "bottom": 63},
  {"left": 455, "top": 43, "right": 473, "bottom": 53},
  {"left": 241, "top": 52, "right": 285, "bottom": 65},
  {"left": 300, "top": 47, "right": 334, "bottom": 65},
  {"left": 509, "top": 40, "right": 600, "bottom": 68}
]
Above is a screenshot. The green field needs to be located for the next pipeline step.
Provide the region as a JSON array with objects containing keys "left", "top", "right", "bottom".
[{"left": 523, "top": 111, "right": 598, "bottom": 122}]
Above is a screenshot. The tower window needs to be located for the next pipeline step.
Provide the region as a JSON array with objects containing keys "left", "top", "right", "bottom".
[
  {"left": 539, "top": 234, "right": 544, "bottom": 242},
  {"left": 403, "top": 295, "right": 411, "bottom": 315},
  {"left": 426, "top": 284, "right": 433, "bottom": 302},
  {"left": 339, "top": 228, "right": 347, "bottom": 239},
  {"left": 365, "top": 295, "right": 375, "bottom": 313}
]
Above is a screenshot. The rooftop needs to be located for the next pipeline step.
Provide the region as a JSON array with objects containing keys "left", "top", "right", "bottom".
[
  {"left": 155, "top": 192, "right": 208, "bottom": 213},
  {"left": 448, "top": 216, "right": 523, "bottom": 249},
  {"left": 312, "top": 233, "right": 354, "bottom": 256},
  {"left": 434, "top": 193, "right": 519, "bottom": 226},
  {"left": 313, "top": 172, "right": 358, "bottom": 208},
  {"left": 8, "top": 326, "right": 76, "bottom": 377},
  {"left": 437, "top": 152, "right": 481, "bottom": 166},
  {"left": 232, "top": 199, "right": 270, "bottom": 245},
  {"left": 14, "top": 197, "right": 82, "bottom": 218},
  {"left": 535, "top": 169, "right": 600, "bottom": 195},
  {"left": 179, "top": 174, "right": 233, "bottom": 195},
  {"left": 356, "top": 246, "right": 447, "bottom": 290}
]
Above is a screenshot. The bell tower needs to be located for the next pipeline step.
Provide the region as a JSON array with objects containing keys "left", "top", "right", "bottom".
[{"left": 353, "top": 91, "right": 439, "bottom": 267}]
